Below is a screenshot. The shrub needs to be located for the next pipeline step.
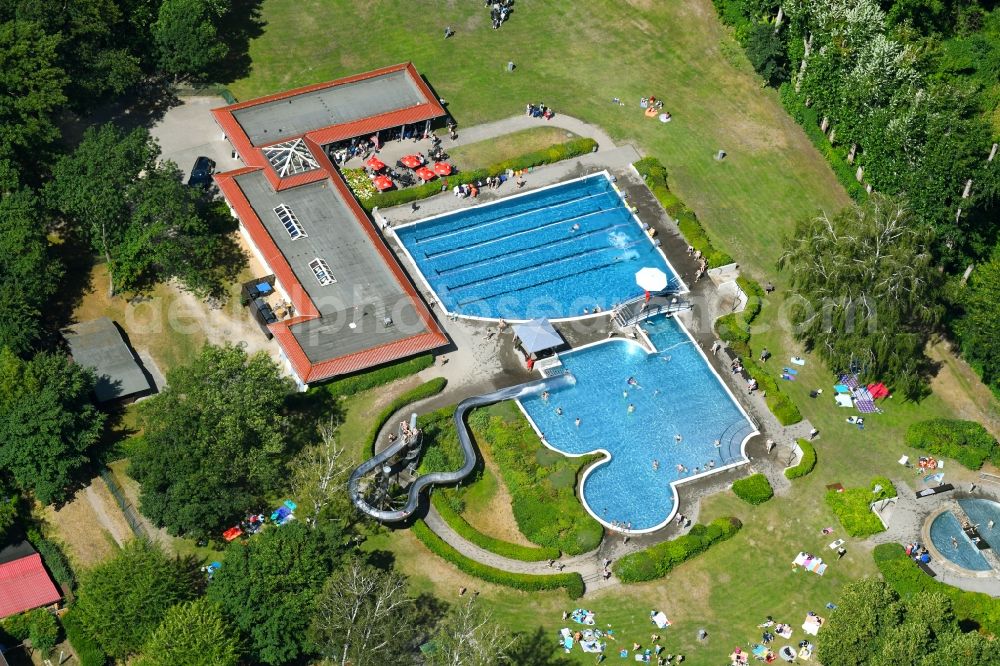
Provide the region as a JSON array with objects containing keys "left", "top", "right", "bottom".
[
  {"left": 785, "top": 439, "right": 817, "bottom": 480},
  {"left": 431, "top": 493, "right": 560, "bottom": 562},
  {"left": 825, "top": 477, "right": 895, "bottom": 537},
  {"left": 61, "top": 612, "right": 107, "bottom": 666},
  {"left": 364, "top": 138, "right": 597, "bottom": 211},
  {"left": 743, "top": 358, "right": 803, "bottom": 425},
  {"left": 732, "top": 473, "right": 773, "bottom": 505},
  {"left": 26, "top": 528, "right": 76, "bottom": 591},
  {"left": 874, "top": 543, "right": 1000, "bottom": 636},
  {"left": 366, "top": 378, "right": 448, "bottom": 456},
  {"left": 412, "top": 520, "right": 584, "bottom": 598},
  {"left": 2, "top": 609, "right": 60, "bottom": 654},
  {"left": 614, "top": 517, "right": 742, "bottom": 583},
  {"left": 633, "top": 157, "right": 735, "bottom": 268},
  {"left": 904, "top": 419, "right": 999, "bottom": 470},
  {"left": 323, "top": 354, "right": 434, "bottom": 399}
]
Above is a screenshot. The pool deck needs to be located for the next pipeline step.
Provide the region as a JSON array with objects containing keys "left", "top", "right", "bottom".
[{"left": 360, "top": 115, "right": 823, "bottom": 593}]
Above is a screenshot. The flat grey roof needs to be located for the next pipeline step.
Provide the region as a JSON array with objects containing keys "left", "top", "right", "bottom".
[
  {"left": 63, "top": 318, "right": 153, "bottom": 401},
  {"left": 235, "top": 171, "right": 427, "bottom": 363},
  {"left": 233, "top": 69, "right": 427, "bottom": 146}
]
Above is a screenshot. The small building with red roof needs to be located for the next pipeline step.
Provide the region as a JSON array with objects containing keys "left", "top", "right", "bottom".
[
  {"left": 212, "top": 63, "right": 448, "bottom": 388},
  {"left": 0, "top": 541, "right": 61, "bottom": 620}
]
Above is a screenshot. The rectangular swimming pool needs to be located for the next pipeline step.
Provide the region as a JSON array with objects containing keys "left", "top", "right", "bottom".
[{"left": 394, "top": 173, "right": 682, "bottom": 320}]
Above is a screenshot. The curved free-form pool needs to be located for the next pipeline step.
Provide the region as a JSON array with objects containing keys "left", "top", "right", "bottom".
[
  {"left": 929, "top": 511, "right": 991, "bottom": 572},
  {"left": 518, "top": 315, "right": 756, "bottom": 532},
  {"left": 394, "top": 173, "right": 682, "bottom": 320},
  {"left": 958, "top": 498, "right": 1000, "bottom": 544}
]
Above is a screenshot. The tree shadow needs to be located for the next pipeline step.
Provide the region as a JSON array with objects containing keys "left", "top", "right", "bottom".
[
  {"left": 207, "top": 0, "right": 267, "bottom": 85},
  {"left": 508, "top": 627, "right": 577, "bottom": 665},
  {"left": 42, "top": 225, "right": 96, "bottom": 342},
  {"left": 59, "top": 78, "right": 181, "bottom": 151}
]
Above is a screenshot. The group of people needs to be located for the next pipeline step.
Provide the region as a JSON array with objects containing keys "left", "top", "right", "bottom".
[
  {"left": 453, "top": 183, "right": 479, "bottom": 198},
  {"left": 525, "top": 102, "right": 555, "bottom": 119},
  {"left": 905, "top": 542, "right": 932, "bottom": 563},
  {"left": 685, "top": 245, "right": 709, "bottom": 282},
  {"left": 730, "top": 357, "right": 745, "bottom": 376},
  {"left": 486, "top": 0, "right": 514, "bottom": 29},
  {"left": 328, "top": 136, "right": 377, "bottom": 164}
]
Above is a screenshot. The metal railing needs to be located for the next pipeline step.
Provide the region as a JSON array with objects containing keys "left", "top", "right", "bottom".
[
  {"left": 100, "top": 469, "right": 151, "bottom": 542},
  {"left": 613, "top": 293, "right": 691, "bottom": 328}
]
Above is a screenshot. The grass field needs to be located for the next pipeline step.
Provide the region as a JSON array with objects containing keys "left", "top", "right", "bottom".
[
  {"left": 230, "top": 0, "right": 851, "bottom": 278},
  {"left": 447, "top": 126, "right": 578, "bottom": 171}
]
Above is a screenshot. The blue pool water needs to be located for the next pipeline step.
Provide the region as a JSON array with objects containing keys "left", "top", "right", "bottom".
[
  {"left": 958, "top": 498, "right": 1000, "bottom": 546},
  {"left": 518, "top": 316, "right": 755, "bottom": 531},
  {"left": 929, "top": 511, "right": 991, "bottom": 571},
  {"left": 395, "top": 173, "right": 681, "bottom": 319}
]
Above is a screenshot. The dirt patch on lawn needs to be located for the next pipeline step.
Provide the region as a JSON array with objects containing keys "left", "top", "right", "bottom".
[
  {"left": 462, "top": 450, "right": 537, "bottom": 548},
  {"left": 927, "top": 340, "right": 1000, "bottom": 438},
  {"left": 43, "top": 478, "right": 133, "bottom": 570}
]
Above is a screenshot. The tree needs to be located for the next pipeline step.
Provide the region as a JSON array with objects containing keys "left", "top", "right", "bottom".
[
  {"left": 45, "top": 124, "right": 157, "bottom": 296},
  {"left": 428, "top": 597, "right": 517, "bottom": 666},
  {"left": 745, "top": 21, "right": 789, "bottom": 86},
  {"left": 153, "top": 0, "right": 229, "bottom": 81},
  {"left": 130, "top": 344, "right": 293, "bottom": 537},
  {"left": 208, "top": 522, "right": 339, "bottom": 665},
  {"left": 0, "top": 190, "right": 63, "bottom": 354},
  {"left": 0, "top": 348, "right": 105, "bottom": 504},
  {"left": 289, "top": 422, "right": 353, "bottom": 529},
  {"left": 309, "top": 557, "right": 415, "bottom": 666},
  {"left": 778, "top": 195, "right": 943, "bottom": 398},
  {"left": 135, "top": 599, "right": 242, "bottom": 666},
  {"left": 74, "top": 540, "right": 199, "bottom": 660},
  {"left": 817, "top": 578, "right": 903, "bottom": 666},
  {"left": 953, "top": 243, "right": 1000, "bottom": 391},
  {"left": 0, "top": 19, "right": 67, "bottom": 189}
]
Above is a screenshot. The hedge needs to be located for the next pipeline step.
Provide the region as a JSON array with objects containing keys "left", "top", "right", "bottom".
[
  {"left": 613, "top": 517, "right": 742, "bottom": 583},
  {"left": 2, "top": 608, "right": 59, "bottom": 654},
  {"left": 366, "top": 377, "right": 448, "bottom": 456},
  {"left": 633, "top": 157, "right": 734, "bottom": 268},
  {"left": 323, "top": 354, "right": 434, "bottom": 399},
  {"left": 743, "top": 358, "right": 803, "bottom": 426},
  {"left": 784, "top": 439, "right": 817, "bottom": 480},
  {"left": 904, "top": 419, "right": 999, "bottom": 470},
  {"left": 874, "top": 543, "right": 1000, "bottom": 635},
  {"left": 61, "top": 611, "right": 107, "bottom": 666},
  {"left": 363, "top": 138, "right": 598, "bottom": 211},
  {"left": 732, "top": 473, "right": 773, "bottom": 505},
  {"left": 825, "top": 477, "right": 895, "bottom": 537},
  {"left": 412, "top": 520, "right": 585, "bottom": 598},
  {"left": 27, "top": 528, "right": 76, "bottom": 592},
  {"left": 431, "top": 492, "right": 560, "bottom": 562}
]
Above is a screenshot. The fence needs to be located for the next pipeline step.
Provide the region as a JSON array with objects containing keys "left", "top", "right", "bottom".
[{"left": 99, "top": 469, "right": 151, "bottom": 542}]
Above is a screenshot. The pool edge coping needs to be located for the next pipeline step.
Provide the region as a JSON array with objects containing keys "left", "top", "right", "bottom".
[
  {"left": 514, "top": 317, "right": 758, "bottom": 535},
  {"left": 389, "top": 170, "right": 689, "bottom": 324},
  {"left": 922, "top": 505, "right": 998, "bottom": 578}
]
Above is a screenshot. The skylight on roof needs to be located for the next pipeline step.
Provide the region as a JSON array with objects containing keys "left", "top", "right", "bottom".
[
  {"left": 309, "top": 258, "right": 336, "bottom": 286},
  {"left": 262, "top": 138, "right": 319, "bottom": 177},
  {"left": 274, "top": 204, "right": 306, "bottom": 240}
]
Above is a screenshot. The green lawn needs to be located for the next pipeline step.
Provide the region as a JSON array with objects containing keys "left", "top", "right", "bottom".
[
  {"left": 230, "top": 0, "right": 851, "bottom": 278},
  {"left": 447, "top": 126, "right": 578, "bottom": 171}
]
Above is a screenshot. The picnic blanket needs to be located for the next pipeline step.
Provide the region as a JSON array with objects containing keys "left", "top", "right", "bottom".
[
  {"left": 798, "top": 644, "right": 813, "bottom": 660},
  {"left": 775, "top": 624, "right": 793, "bottom": 639},
  {"left": 791, "top": 357, "right": 806, "bottom": 366},
  {"left": 752, "top": 644, "right": 770, "bottom": 658},
  {"left": 838, "top": 373, "right": 861, "bottom": 390},
  {"left": 802, "top": 615, "right": 825, "bottom": 636},
  {"left": 835, "top": 394, "right": 853, "bottom": 408},
  {"left": 851, "top": 386, "right": 877, "bottom": 413},
  {"left": 651, "top": 611, "right": 671, "bottom": 629},
  {"left": 793, "top": 552, "right": 827, "bottom": 575},
  {"left": 834, "top": 384, "right": 850, "bottom": 393},
  {"left": 571, "top": 609, "right": 596, "bottom": 625},
  {"left": 828, "top": 539, "right": 845, "bottom": 550}
]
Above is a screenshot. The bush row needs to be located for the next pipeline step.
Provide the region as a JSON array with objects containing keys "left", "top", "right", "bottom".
[
  {"left": 904, "top": 419, "right": 999, "bottom": 470},
  {"left": 633, "top": 157, "right": 735, "bottom": 268},
  {"left": 784, "top": 439, "right": 817, "bottom": 480},
  {"left": 431, "top": 492, "right": 560, "bottom": 562},
  {"left": 364, "top": 138, "right": 598, "bottom": 211},
  {"left": 873, "top": 543, "right": 1000, "bottom": 636},
  {"left": 61, "top": 611, "right": 107, "bottom": 666},
  {"left": 365, "top": 378, "right": 448, "bottom": 456},
  {"left": 777, "top": 84, "right": 867, "bottom": 202},
  {"left": 27, "top": 528, "right": 76, "bottom": 592},
  {"left": 825, "top": 477, "right": 895, "bottom": 537},
  {"left": 412, "top": 520, "right": 584, "bottom": 598},
  {"left": 613, "top": 517, "right": 742, "bottom": 583},
  {"left": 323, "top": 354, "right": 434, "bottom": 399},
  {"left": 744, "top": 357, "right": 804, "bottom": 426},
  {"left": 732, "top": 473, "right": 774, "bottom": 505}
]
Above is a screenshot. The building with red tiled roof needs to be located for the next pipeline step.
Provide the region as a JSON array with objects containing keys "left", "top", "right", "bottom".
[
  {"left": 213, "top": 63, "right": 448, "bottom": 388},
  {"left": 0, "top": 542, "right": 61, "bottom": 619}
]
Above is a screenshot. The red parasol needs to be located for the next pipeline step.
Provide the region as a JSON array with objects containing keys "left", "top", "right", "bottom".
[
  {"left": 372, "top": 174, "right": 394, "bottom": 191},
  {"left": 401, "top": 154, "right": 423, "bottom": 169},
  {"left": 432, "top": 162, "right": 453, "bottom": 176},
  {"left": 366, "top": 156, "right": 386, "bottom": 171},
  {"left": 415, "top": 166, "right": 437, "bottom": 182}
]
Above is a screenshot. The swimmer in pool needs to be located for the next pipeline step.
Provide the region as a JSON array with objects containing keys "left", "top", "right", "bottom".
[
  {"left": 627, "top": 404, "right": 635, "bottom": 413},
  {"left": 575, "top": 417, "right": 581, "bottom": 427},
  {"left": 674, "top": 434, "right": 683, "bottom": 443},
  {"left": 652, "top": 459, "right": 659, "bottom": 471},
  {"left": 951, "top": 536, "right": 959, "bottom": 549},
  {"left": 570, "top": 223, "right": 580, "bottom": 232},
  {"left": 627, "top": 376, "right": 639, "bottom": 387},
  {"left": 676, "top": 464, "right": 684, "bottom": 474},
  {"left": 541, "top": 391, "right": 549, "bottom": 401},
  {"left": 623, "top": 390, "right": 629, "bottom": 398},
  {"left": 556, "top": 407, "right": 563, "bottom": 415},
  {"left": 714, "top": 439, "right": 721, "bottom": 447}
]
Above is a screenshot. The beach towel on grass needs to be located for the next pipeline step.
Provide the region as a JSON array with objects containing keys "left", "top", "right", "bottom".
[{"left": 851, "top": 387, "right": 877, "bottom": 413}]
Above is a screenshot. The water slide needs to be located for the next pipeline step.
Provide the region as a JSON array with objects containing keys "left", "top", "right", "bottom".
[{"left": 348, "top": 372, "right": 575, "bottom": 522}]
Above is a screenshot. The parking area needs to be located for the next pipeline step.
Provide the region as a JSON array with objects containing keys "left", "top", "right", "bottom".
[{"left": 149, "top": 96, "right": 244, "bottom": 180}]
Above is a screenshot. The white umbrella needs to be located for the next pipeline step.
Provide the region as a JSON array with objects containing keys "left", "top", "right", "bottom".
[{"left": 635, "top": 267, "right": 668, "bottom": 293}]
